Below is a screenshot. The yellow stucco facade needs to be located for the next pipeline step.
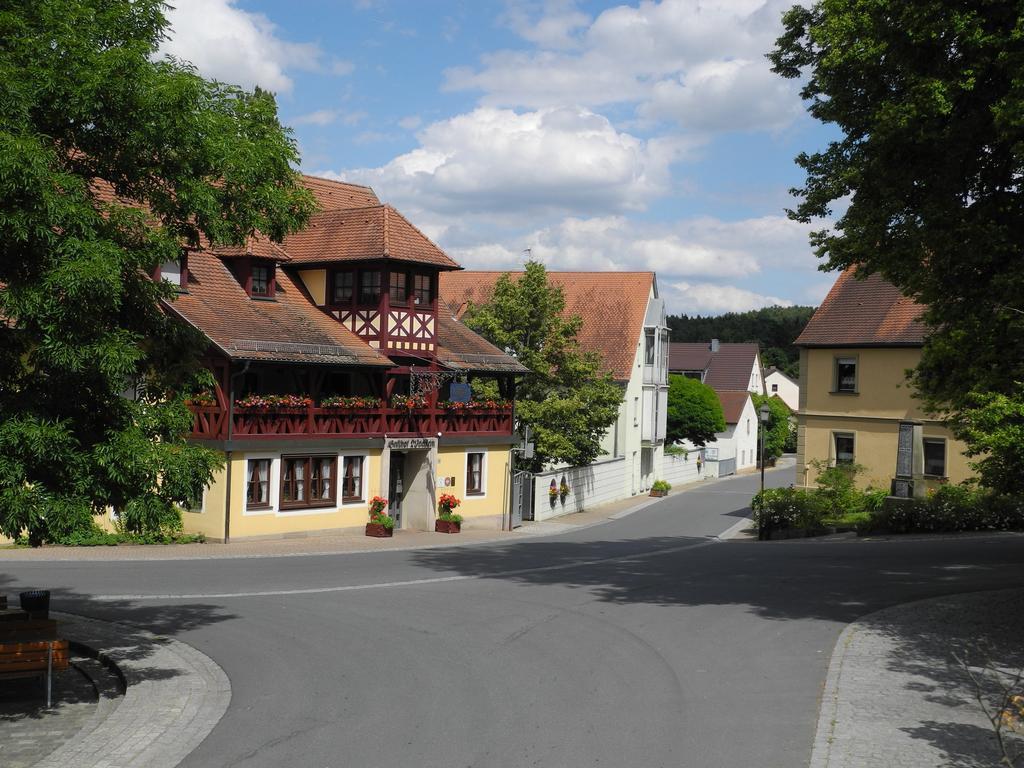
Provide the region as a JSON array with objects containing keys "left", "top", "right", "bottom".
[
  {"left": 796, "top": 346, "right": 974, "bottom": 492},
  {"left": 181, "top": 442, "right": 512, "bottom": 541}
]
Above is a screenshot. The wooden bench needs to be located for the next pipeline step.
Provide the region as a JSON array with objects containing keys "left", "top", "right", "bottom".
[{"left": 0, "top": 640, "right": 70, "bottom": 708}]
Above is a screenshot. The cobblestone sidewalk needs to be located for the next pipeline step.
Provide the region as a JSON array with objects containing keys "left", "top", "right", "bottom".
[
  {"left": 812, "top": 588, "right": 1024, "bottom": 768},
  {"left": 0, "top": 612, "right": 230, "bottom": 768}
]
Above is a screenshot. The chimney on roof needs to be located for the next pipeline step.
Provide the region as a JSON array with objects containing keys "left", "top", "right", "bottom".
[{"left": 710, "top": 338, "right": 720, "bottom": 353}]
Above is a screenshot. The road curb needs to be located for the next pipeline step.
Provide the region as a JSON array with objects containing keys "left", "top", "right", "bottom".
[{"left": 35, "top": 611, "right": 230, "bottom": 768}]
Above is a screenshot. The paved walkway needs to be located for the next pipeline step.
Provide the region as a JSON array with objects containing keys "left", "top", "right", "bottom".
[
  {"left": 0, "top": 612, "right": 230, "bottom": 768},
  {"left": 812, "top": 588, "right": 1024, "bottom": 768},
  {"left": 0, "top": 491, "right": 669, "bottom": 562}
]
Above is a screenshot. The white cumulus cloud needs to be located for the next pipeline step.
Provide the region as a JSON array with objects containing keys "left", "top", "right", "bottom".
[
  {"left": 327, "top": 106, "right": 684, "bottom": 218},
  {"left": 445, "top": 0, "right": 800, "bottom": 133},
  {"left": 667, "top": 282, "right": 794, "bottom": 314},
  {"left": 160, "top": 0, "right": 350, "bottom": 93}
]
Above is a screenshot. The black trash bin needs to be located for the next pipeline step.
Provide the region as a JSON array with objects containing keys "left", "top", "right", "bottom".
[{"left": 19, "top": 590, "right": 50, "bottom": 619}]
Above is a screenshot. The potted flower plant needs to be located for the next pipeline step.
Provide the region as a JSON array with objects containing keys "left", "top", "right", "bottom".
[
  {"left": 391, "top": 394, "right": 428, "bottom": 410},
  {"left": 649, "top": 480, "right": 672, "bottom": 498},
  {"left": 548, "top": 480, "right": 559, "bottom": 505},
  {"left": 559, "top": 478, "right": 570, "bottom": 503},
  {"left": 435, "top": 493, "right": 463, "bottom": 533},
  {"left": 319, "top": 395, "right": 382, "bottom": 409},
  {"left": 365, "top": 496, "right": 394, "bottom": 537}
]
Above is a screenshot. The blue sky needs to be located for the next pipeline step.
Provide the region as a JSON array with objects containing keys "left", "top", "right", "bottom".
[{"left": 161, "top": 0, "right": 840, "bottom": 315}]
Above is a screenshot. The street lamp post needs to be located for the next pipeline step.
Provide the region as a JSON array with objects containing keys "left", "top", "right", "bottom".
[{"left": 757, "top": 403, "right": 771, "bottom": 540}]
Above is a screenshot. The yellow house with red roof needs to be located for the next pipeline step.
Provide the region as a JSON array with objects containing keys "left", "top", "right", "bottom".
[
  {"left": 795, "top": 268, "right": 973, "bottom": 494},
  {"left": 152, "top": 176, "right": 527, "bottom": 541}
]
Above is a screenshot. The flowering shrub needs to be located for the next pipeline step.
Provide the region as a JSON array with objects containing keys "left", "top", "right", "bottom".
[
  {"left": 864, "top": 485, "right": 1024, "bottom": 534},
  {"left": 235, "top": 394, "right": 313, "bottom": 409},
  {"left": 548, "top": 480, "right": 559, "bottom": 501},
  {"left": 437, "top": 493, "right": 462, "bottom": 523},
  {"left": 186, "top": 391, "right": 216, "bottom": 407},
  {"left": 438, "top": 399, "right": 512, "bottom": 411},
  {"left": 751, "top": 487, "right": 826, "bottom": 532},
  {"left": 391, "top": 394, "right": 428, "bottom": 410},
  {"left": 319, "top": 395, "right": 382, "bottom": 409},
  {"left": 367, "top": 496, "right": 394, "bottom": 529},
  {"left": 559, "top": 478, "right": 570, "bottom": 501}
]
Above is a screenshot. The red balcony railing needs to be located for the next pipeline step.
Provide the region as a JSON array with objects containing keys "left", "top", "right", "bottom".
[{"left": 189, "top": 405, "right": 514, "bottom": 440}]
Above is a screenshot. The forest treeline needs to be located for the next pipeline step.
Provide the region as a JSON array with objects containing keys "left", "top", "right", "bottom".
[{"left": 667, "top": 305, "right": 816, "bottom": 378}]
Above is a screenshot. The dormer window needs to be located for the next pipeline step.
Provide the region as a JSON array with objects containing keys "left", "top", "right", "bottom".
[
  {"left": 251, "top": 264, "right": 272, "bottom": 297},
  {"left": 389, "top": 271, "right": 408, "bottom": 305},
  {"left": 156, "top": 251, "right": 187, "bottom": 291},
  {"left": 414, "top": 274, "right": 433, "bottom": 306},
  {"left": 359, "top": 270, "right": 381, "bottom": 304}
]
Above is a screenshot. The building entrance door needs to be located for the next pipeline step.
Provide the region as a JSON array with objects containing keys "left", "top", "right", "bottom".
[{"left": 389, "top": 452, "right": 405, "bottom": 528}]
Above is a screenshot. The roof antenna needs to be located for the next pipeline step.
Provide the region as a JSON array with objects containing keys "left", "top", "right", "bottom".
[{"left": 522, "top": 248, "right": 532, "bottom": 260}]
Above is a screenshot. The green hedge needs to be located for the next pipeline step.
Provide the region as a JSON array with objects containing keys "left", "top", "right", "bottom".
[
  {"left": 863, "top": 485, "right": 1024, "bottom": 534},
  {"left": 753, "top": 479, "right": 1024, "bottom": 537}
]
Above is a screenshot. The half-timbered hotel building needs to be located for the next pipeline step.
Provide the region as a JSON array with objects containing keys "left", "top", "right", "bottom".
[{"left": 161, "top": 177, "right": 526, "bottom": 541}]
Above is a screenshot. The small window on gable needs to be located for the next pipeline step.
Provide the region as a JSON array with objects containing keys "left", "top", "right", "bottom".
[
  {"left": 835, "top": 357, "right": 857, "bottom": 393},
  {"left": 251, "top": 264, "right": 272, "bottom": 297},
  {"left": 923, "top": 438, "right": 946, "bottom": 477},
  {"left": 771, "top": 383, "right": 778, "bottom": 392},
  {"left": 333, "top": 271, "right": 354, "bottom": 304},
  {"left": 414, "top": 274, "right": 432, "bottom": 306},
  {"left": 360, "top": 270, "right": 382, "bottom": 304}
]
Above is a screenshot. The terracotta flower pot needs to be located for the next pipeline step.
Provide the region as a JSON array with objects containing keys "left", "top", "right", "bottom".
[
  {"left": 649, "top": 490, "right": 667, "bottom": 497},
  {"left": 365, "top": 523, "right": 393, "bottom": 538},
  {"left": 435, "top": 520, "right": 461, "bottom": 534}
]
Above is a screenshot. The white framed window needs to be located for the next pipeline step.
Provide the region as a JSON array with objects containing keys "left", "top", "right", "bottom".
[
  {"left": 466, "top": 450, "right": 487, "bottom": 497},
  {"left": 340, "top": 454, "right": 368, "bottom": 505},
  {"left": 184, "top": 486, "right": 207, "bottom": 514},
  {"left": 244, "top": 455, "right": 279, "bottom": 515}
]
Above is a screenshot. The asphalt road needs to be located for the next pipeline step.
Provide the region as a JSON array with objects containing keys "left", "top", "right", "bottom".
[{"left": 4, "top": 468, "right": 1024, "bottom": 768}]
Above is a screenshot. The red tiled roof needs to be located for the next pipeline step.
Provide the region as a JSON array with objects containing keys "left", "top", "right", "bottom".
[
  {"left": 166, "top": 252, "right": 392, "bottom": 366},
  {"left": 436, "top": 315, "right": 530, "bottom": 373},
  {"left": 716, "top": 390, "right": 751, "bottom": 425},
  {"left": 669, "top": 342, "right": 760, "bottom": 392},
  {"left": 283, "top": 206, "right": 461, "bottom": 269},
  {"left": 301, "top": 174, "right": 380, "bottom": 211},
  {"left": 202, "top": 232, "right": 291, "bottom": 262},
  {"left": 796, "top": 267, "right": 927, "bottom": 347},
  {"left": 440, "top": 271, "right": 655, "bottom": 381}
]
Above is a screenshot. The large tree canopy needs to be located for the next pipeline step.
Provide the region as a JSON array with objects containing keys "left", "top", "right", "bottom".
[
  {"left": 462, "top": 262, "right": 622, "bottom": 473},
  {"left": 771, "top": 0, "right": 1024, "bottom": 493},
  {"left": 0, "top": 1, "right": 316, "bottom": 543},
  {"left": 665, "top": 375, "right": 725, "bottom": 447}
]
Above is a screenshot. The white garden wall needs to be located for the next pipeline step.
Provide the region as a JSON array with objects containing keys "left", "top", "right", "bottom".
[
  {"left": 533, "top": 458, "right": 629, "bottom": 520},
  {"left": 660, "top": 453, "right": 702, "bottom": 488}
]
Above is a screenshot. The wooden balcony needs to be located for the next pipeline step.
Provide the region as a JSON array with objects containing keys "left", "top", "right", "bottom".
[{"left": 189, "top": 405, "right": 514, "bottom": 441}]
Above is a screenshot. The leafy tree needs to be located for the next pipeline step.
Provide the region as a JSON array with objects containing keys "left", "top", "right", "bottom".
[
  {"left": 462, "top": 262, "right": 623, "bottom": 472},
  {"left": 667, "top": 305, "right": 815, "bottom": 378},
  {"left": 752, "top": 394, "right": 792, "bottom": 462},
  {"left": 0, "top": 1, "right": 316, "bottom": 544},
  {"left": 956, "top": 386, "right": 1024, "bottom": 498},
  {"left": 771, "top": 0, "right": 1024, "bottom": 494},
  {"left": 665, "top": 375, "right": 725, "bottom": 446}
]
